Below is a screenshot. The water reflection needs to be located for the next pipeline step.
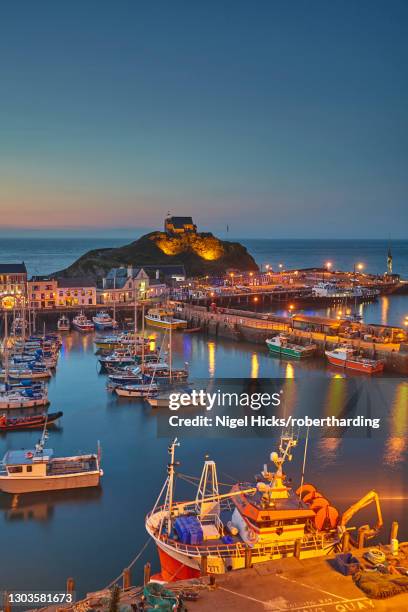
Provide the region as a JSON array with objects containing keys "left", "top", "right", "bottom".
[
  {"left": 250, "top": 353, "right": 259, "bottom": 379},
  {"left": 208, "top": 341, "right": 216, "bottom": 377},
  {"left": 384, "top": 382, "right": 408, "bottom": 466}
]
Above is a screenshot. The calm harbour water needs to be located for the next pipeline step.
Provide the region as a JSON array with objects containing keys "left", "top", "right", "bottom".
[
  {"left": 0, "top": 238, "right": 407, "bottom": 596},
  {"left": 0, "top": 330, "right": 407, "bottom": 596}
]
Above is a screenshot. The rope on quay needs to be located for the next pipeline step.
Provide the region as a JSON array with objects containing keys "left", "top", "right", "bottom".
[{"left": 104, "top": 537, "right": 152, "bottom": 590}]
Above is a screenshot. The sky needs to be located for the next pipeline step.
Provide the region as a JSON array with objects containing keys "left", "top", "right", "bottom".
[{"left": 0, "top": 1, "right": 407, "bottom": 238}]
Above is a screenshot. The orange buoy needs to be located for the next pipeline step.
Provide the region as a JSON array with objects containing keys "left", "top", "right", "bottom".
[
  {"left": 303, "top": 491, "right": 323, "bottom": 504},
  {"left": 311, "top": 497, "right": 330, "bottom": 512},
  {"left": 315, "top": 505, "right": 339, "bottom": 531},
  {"left": 295, "top": 483, "right": 316, "bottom": 499}
]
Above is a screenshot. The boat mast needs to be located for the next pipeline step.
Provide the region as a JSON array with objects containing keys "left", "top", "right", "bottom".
[
  {"left": 169, "top": 314, "right": 173, "bottom": 383},
  {"left": 4, "top": 309, "right": 9, "bottom": 385},
  {"left": 166, "top": 438, "right": 179, "bottom": 534},
  {"left": 141, "top": 302, "right": 145, "bottom": 374},
  {"left": 298, "top": 426, "right": 310, "bottom": 506}
]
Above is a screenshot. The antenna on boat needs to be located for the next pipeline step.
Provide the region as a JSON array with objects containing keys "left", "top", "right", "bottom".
[
  {"left": 166, "top": 437, "right": 180, "bottom": 534},
  {"left": 298, "top": 426, "right": 310, "bottom": 506}
]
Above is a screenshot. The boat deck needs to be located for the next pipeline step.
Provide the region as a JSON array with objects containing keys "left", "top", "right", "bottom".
[{"left": 47, "top": 457, "right": 98, "bottom": 475}]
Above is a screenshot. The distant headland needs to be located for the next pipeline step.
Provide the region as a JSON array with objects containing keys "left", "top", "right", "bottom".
[{"left": 53, "top": 216, "right": 259, "bottom": 279}]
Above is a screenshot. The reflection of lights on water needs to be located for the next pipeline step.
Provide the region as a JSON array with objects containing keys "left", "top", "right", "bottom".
[
  {"left": 385, "top": 383, "right": 408, "bottom": 466},
  {"left": 318, "top": 377, "right": 347, "bottom": 463},
  {"left": 381, "top": 296, "right": 389, "bottom": 326},
  {"left": 285, "top": 363, "right": 294, "bottom": 379},
  {"left": 208, "top": 342, "right": 215, "bottom": 377},
  {"left": 251, "top": 353, "right": 259, "bottom": 379}
]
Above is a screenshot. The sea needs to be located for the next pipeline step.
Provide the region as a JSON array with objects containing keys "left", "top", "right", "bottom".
[
  {"left": 0, "top": 236, "right": 407, "bottom": 327},
  {"left": 0, "top": 237, "right": 407, "bottom": 597}
]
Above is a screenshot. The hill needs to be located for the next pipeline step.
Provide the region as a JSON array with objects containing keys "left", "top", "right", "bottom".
[{"left": 54, "top": 231, "right": 258, "bottom": 279}]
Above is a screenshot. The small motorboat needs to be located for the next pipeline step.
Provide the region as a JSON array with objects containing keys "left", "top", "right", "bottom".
[
  {"left": 57, "top": 315, "right": 70, "bottom": 331},
  {"left": 0, "top": 385, "right": 49, "bottom": 409},
  {"left": 92, "top": 311, "right": 118, "bottom": 330},
  {"left": 0, "top": 411, "right": 63, "bottom": 431},
  {"left": 72, "top": 312, "right": 94, "bottom": 332},
  {"left": 115, "top": 383, "right": 159, "bottom": 398}
]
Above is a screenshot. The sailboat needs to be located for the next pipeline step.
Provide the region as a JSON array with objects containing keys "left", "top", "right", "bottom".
[{"left": 0, "top": 310, "right": 49, "bottom": 408}]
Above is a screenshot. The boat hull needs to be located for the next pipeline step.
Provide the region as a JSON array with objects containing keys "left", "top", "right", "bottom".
[
  {"left": 326, "top": 354, "right": 384, "bottom": 374},
  {"left": 266, "top": 342, "right": 314, "bottom": 359},
  {"left": 0, "top": 397, "right": 49, "bottom": 410},
  {"left": 145, "top": 316, "right": 187, "bottom": 330},
  {"left": 0, "top": 470, "right": 101, "bottom": 494}
]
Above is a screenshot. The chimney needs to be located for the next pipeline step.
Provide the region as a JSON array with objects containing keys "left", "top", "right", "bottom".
[
  {"left": 156, "top": 269, "right": 160, "bottom": 280},
  {"left": 102, "top": 278, "right": 106, "bottom": 289},
  {"left": 127, "top": 265, "right": 133, "bottom": 278}
]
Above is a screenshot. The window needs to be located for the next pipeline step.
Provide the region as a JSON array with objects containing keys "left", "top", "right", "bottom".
[
  {"left": 26, "top": 465, "right": 32, "bottom": 473},
  {"left": 9, "top": 466, "right": 23, "bottom": 473}
]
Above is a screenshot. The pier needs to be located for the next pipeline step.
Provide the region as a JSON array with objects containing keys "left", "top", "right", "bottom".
[
  {"left": 26, "top": 541, "right": 408, "bottom": 611},
  {"left": 178, "top": 303, "right": 408, "bottom": 374}
]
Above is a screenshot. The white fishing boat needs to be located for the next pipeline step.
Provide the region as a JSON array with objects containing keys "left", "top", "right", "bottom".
[
  {"left": 57, "top": 315, "right": 70, "bottom": 331},
  {"left": 0, "top": 436, "right": 103, "bottom": 494},
  {"left": 72, "top": 312, "right": 94, "bottom": 332},
  {"left": 92, "top": 311, "right": 118, "bottom": 330}
]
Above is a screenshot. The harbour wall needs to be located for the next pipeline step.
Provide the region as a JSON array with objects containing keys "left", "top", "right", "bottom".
[{"left": 179, "top": 304, "right": 408, "bottom": 374}]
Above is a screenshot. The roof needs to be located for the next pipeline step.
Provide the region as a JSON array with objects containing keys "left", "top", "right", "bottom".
[
  {"left": 142, "top": 265, "right": 186, "bottom": 278},
  {"left": 3, "top": 448, "right": 53, "bottom": 465},
  {"left": 105, "top": 267, "right": 145, "bottom": 289},
  {"left": 166, "top": 216, "right": 194, "bottom": 228},
  {"left": 56, "top": 277, "right": 96, "bottom": 288},
  {"left": 0, "top": 263, "right": 27, "bottom": 274}
]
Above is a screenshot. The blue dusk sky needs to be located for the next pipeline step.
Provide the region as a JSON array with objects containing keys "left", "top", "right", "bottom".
[{"left": 0, "top": 1, "right": 407, "bottom": 238}]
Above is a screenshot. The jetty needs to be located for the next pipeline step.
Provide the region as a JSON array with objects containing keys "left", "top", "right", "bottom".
[
  {"left": 177, "top": 303, "right": 408, "bottom": 374},
  {"left": 22, "top": 539, "right": 408, "bottom": 611}
]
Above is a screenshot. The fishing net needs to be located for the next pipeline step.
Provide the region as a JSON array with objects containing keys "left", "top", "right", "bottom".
[{"left": 353, "top": 570, "right": 408, "bottom": 599}]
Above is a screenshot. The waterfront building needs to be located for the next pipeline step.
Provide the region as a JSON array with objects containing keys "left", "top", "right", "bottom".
[
  {"left": 99, "top": 267, "right": 150, "bottom": 303},
  {"left": 0, "top": 263, "right": 27, "bottom": 297},
  {"left": 164, "top": 215, "right": 197, "bottom": 235},
  {"left": 28, "top": 277, "right": 58, "bottom": 309},
  {"left": 56, "top": 277, "right": 96, "bottom": 307},
  {"left": 142, "top": 264, "right": 186, "bottom": 283}
]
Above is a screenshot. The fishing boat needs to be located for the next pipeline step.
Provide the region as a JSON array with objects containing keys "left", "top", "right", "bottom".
[
  {"left": 72, "top": 312, "right": 94, "bottom": 332},
  {"left": 57, "top": 315, "right": 70, "bottom": 331},
  {"left": 0, "top": 411, "right": 63, "bottom": 431},
  {"left": 146, "top": 437, "right": 383, "bottom": 581},
  {"left": 265, "top": 334, "right": 316, "bottom": 358},
  {"left": 92, "top": 311, "right": 118, "bottom": 330},
  {"left": 0, "top": 433, "right": 103, "bottom": 494},
  {"left": 325, "top": 346, "right": 384, "bottom": 374},
  {"left": 115, "top": 382, "right": 159, "bottom": 398},
  {"left": 145, "top": 308, "right": 187, "bottom": 330}
]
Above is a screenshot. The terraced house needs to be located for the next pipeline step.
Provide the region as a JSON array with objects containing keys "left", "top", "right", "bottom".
[{"left": 0, "top": 263, "right": 27, "bottom": 298}]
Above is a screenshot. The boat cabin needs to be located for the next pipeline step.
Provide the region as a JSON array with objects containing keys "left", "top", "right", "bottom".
[{"left": 1, "top": 449, "right": 53, "bottom": 478}]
